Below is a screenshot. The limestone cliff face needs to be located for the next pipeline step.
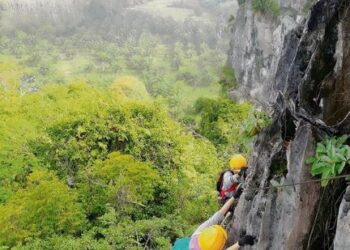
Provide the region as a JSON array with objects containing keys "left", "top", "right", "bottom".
[
  {"left": 228, "top": 0, "right": 308, "bottom": 103},
  {"left": 228, "top": 0, "right": 350, "bottom": 249},
  {"left": 334, "top": 186, "right": 350, "bottom": 249}
]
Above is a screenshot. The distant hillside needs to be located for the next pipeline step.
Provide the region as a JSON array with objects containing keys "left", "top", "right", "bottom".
[
  {"left": 130, "top": 0, "right": 237, "bottom": 20},
  {"left": 0, "top": 0, "right": 238, "bottom": 48},
  {"left": 1, "top": 0, "right": 147, "bottom": 31}
]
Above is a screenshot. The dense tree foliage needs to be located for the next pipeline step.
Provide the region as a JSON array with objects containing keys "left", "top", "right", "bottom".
[
  {"left": 0, "top": 170, "right": 86, "bottom": 247},
  {"left": 0, "top": 80, "right": 223, "bottom": 248},
  {"left": 192, "top": 97, "right": 270, "bottom": 158},
  {"left": 0, "top": 4, "right": 268, "bottom": 247},
  {"left": 0, "top": 32, "right": 223, "bottom": 118},
  {"left": 0, "top": 67, "right": 265, "bottom": 248},
  {"left": 194, "top": 98, "right": 251, "bottom": 145}
]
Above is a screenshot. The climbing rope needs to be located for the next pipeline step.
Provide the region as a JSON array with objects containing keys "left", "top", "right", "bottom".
[{"left": 244, "top": 174, "right": 350, "bottom": 192}]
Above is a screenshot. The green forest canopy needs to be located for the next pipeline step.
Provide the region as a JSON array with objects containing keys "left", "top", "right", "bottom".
[
  {"left": 0, "top": 79, "right": 268, "bottom": 249},
  {"left": 0, "top": 81, "right": 221, "bottom": 249},
  {"left": 0, "top": 1, "right": 269, "bottom": 248}
]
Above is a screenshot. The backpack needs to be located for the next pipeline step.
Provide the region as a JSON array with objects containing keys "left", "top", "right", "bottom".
[
  {"left": 216, "top": 170, "right": 238, "bottom": 199},
  {"left": 216, "top": 170, "right": 234, "bottom": 192}
]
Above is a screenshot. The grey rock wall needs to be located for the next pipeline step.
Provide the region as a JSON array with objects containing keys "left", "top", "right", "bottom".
[
  {"left": 229, "top": 121, "right": 320, "bottom": 250},
  {"left": 228, "top": 0, "right": 308, "bottom": 104},
  {"left": 334, "top": 186, "right": 350, "bottom": 250},
  {"left": 329, "top": 5, "right": 350, "bottom": 249},
  {"left": 228, "top": 0, "right": 350, "bottom": 248}
]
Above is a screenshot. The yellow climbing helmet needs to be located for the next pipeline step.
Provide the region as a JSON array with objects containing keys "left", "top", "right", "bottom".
[
  {"left": 230, "top": 154, "right": 247, "bottom": 171},
  {"left": 198, "top": 225, "right": 227, "bottom": 250}
]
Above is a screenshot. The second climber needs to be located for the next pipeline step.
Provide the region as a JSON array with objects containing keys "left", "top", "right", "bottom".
[{"left": 217, "top": 154, "right": 248, "bottom": 206}]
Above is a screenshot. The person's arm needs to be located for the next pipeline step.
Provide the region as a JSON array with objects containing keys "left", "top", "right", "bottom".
[
  {"left": 219, "top": 184, "right": 244, "bottom": 215},
  {"left": 193, "top": 188, "right": 243, "bottom": 235},
  {"left": 223, "top": 172, "right": 241, "bottom": 186},
  {"left": 193, "top": 196, "right": 239, "bottom": 235},
  {"left": 226, "top": 235, "right": 256, "bottom": 250},
  {"left": 218, "top": 197, "right": 236, "bottom": 216},
  {"left": 229, "top": 174, "right": 242, "bottom": 184},
  {"left": 225, "top": 243, "right": 240, "bottom": 250}
]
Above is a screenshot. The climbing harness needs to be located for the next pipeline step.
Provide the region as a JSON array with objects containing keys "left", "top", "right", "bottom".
[
  {"left": 220, "top": 183, "right": 239, "bottom": 199},
  {"left": 217, "top": 170, "right": 239, "bottom": 199}
]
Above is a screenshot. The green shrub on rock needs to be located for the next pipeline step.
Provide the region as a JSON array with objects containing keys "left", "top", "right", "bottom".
[
  {"left": 307, "top": 135, "right": 350, "bottom": 186},
  {"left": 252, "top": 0, "right": 280, "bottom": 17}
]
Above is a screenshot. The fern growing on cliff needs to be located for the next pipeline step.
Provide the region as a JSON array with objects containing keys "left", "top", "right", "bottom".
[{"left": 306, "top": 135, "right": 350, "bottom": 186}]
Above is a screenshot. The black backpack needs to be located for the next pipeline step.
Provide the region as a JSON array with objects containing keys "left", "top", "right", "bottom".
[{"left": 216, "top": 170, "right": 234, "bottom": 192}]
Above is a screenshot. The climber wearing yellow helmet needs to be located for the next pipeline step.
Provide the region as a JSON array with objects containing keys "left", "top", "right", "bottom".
[
  {"left": 189, "top": 194, "right": 256, "bottom": 250},
  {"left": 216, "top": 154, "right": 248, "bottom": 206}
]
